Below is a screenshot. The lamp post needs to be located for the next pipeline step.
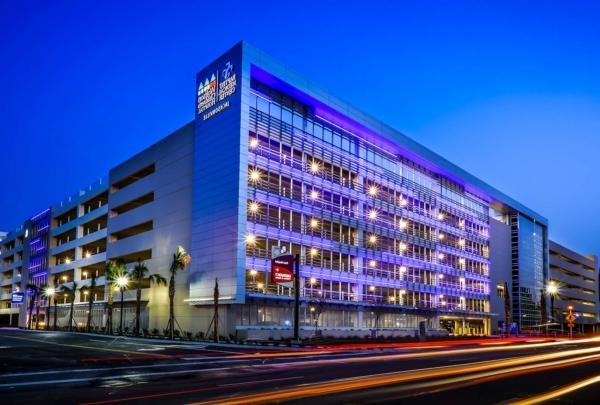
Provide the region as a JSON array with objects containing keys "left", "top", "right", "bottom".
[
  {"left": 547, "top": 281, "right": 559, "bottom": 323},
  {"left": 43, "top": 287, "right": 55, "bottom": 331},
  {"left": 116, "top": 275, "right": 128, "bottom": 335}
]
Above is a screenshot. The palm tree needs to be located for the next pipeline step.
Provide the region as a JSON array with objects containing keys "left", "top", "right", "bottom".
[
  {"left": 62, "top": 282, "right": 79, "bottom": 331},
  {"left": 167, "top": 246, "right": 191, "bottom": 339},
  {"left": 52, "top": 276, "right": 59, "bottom": 330},
  {"left": 105, "top": 261, "right": 125, "bottom": 335},
  {"left": 42, "top": 285, "right": 55, "bottom": 331},
  {"left": 34, "top": 287, "right": 43, "bottom": 330},
  {"left": 130, "top": 259, "right": 167, "bottom": 336},
  {"left": 85, "top": 274, "right": 97, "bottom": 333},
  {"left": 26, "top": 284, "right": 40, "bottom": 330}
]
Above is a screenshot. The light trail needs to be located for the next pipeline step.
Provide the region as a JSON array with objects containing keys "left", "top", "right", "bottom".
[
  {"left": 229, "top": 336, "right": 600, "bottom": 368},
  {"left": 510, "top": 373, "right": 600, "bottom": 405},
  {"left": 362, "top": 353, "right": 600, "bottom": 400},
  {"left": 191, "top": 345, "right": 600, "bottom": 405}
]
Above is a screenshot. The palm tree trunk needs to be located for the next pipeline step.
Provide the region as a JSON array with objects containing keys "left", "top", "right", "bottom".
[
  {"left": 46, "top": 301, "right": 51, "bottom": 330},
  {"left": 35, "top": 302, "right": 40, "bottom": 330},
  {"left": 106, "top": 289, "right": 113, "bottom": 334},
  {"left": 69, "top": 296, "right": 75, "bottom": 332},
  {"left": 87, "top": 293, "right": 94, "bottom": 333},
  {"left": 28, "top": 295, "right": 35, "bottom": 329},
  {"left": 135, "top": 280, "right": 142, "bottom": 337},
  {"left": 168, "top": 272, "right": 175, "bottom": 339},
  {"left": 53, "top": 299, "right": 58, "bottom": 330}
]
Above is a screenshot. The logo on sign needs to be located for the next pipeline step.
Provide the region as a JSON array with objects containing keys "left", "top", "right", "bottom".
[
  {"left": 271, "top": 248, "right": 295, "bottom": 288},
  {"left": 11, "top": 291, "right": 25, "bottom": 304},
  {"left": 197, "top": 60, "right": 237, "bottom": 118}
]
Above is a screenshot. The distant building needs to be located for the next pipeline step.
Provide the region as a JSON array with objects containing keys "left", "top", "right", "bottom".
[{"left": 549, "top": 241, "right": 599, "bottom": 333}]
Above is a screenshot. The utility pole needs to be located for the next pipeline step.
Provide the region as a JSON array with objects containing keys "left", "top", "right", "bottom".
[
  {"left": 293, "top": 254, "right": 300, "bottom": 342},
  {"left": 213, "top": 278, "right": 219, "bottom": 343}
]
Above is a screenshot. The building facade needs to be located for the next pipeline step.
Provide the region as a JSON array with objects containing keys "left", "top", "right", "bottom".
[
  {"left": 0, "top": 42, "right": 552, "bottom": 337},
  {"left": 549, "top": 241, "right": 599, "bottom": 333}
]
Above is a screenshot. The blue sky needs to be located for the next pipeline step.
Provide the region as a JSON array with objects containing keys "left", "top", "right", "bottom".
[{"left": 1, "top": 1, "right": 599, "bottom": 254}]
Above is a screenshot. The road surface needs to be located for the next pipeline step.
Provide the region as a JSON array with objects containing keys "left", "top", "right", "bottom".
[{"left": 1, "top": 328, "right": 600, "bottom": 404}]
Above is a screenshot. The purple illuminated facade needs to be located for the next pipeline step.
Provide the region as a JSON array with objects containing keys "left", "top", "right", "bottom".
[
  {"left": 241, "top": 80, "right": 491, "bottom": 335},
  {"left": 26, "top": 208, "right": 51, "bottom": 287}
]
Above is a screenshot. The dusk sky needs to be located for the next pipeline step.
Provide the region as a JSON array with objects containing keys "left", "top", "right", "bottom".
[{"left": 1, "top": 1, "right": 599, "bottom": 254}]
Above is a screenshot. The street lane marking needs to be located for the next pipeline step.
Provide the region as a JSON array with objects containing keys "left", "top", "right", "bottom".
[{"left": 79, "top": 376, "right": 306, "bottom": 405}]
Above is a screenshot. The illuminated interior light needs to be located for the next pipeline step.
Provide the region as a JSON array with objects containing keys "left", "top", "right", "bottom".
[
  {"left": 310, "top": 306, "right": 316, "bottom": 312},
  {"left": 368, "top": 210, "right": 378, "bottom": 220},
  {"left": 248, "top": 201, "right": 260, "bottom": 213},
  {"left": 310, "top": 248, "right": 318, "bottom": 256},
  {"left": 439, "top": 294, "right": 444, "bottom": 299},
  {"left": 368, "top": 235, "right": 378, "bottom": 244},
  {"left": 62, "top": 275, "right": 68, "bottom": 281},
  {"left": 249, "top": 269, "right": 257, "bottom": 276},
  {"left": 368, "top": 185, "right": 378, "bottom": 196},
  {"left": 399, "top": 220, "right": 408, "bottom": 230},
  {"left": 310, "top": 277, "right": 317, "bottom": 285},
  {"left": 245, "top": 234, "right": 256, "bottom": 245},
  {"left": 83, "top": 290, "right": 89, "bottom": 295},
  {"left": 459, "top": 277, "right": 465, "bottom": 283},
  {"left": 459, "top": 239, "right": 466, "bottom": 247},
  {"left": 399, "top": 242, "right": 407, "bottom": 251},
  {"left": 438, "top": 253, "right": 445, "bottom": 260},
  {"left": 369, "top": 260, "right": 377, "bottom": 268},
  {"left": 310, "top": 190, "right": 319, "bottom": 200},
  {"left": 369, "top": 285, "right": 376, "bottom": 292},
  {"left": 399, "top": 289, "right": 406, "bottom": 294},
  {"left": 400, "top": 198, "right": 408, "bottom": 207},
  {"left": 310, "top": 160, "right": 320, "bottom": 174},
  {"left": 459, "top": 258, "right": 466, "bottom": 265},
  {"left": 85, "top": 252, "right": 91, "bottom": 258},
  {"left": 65, "top": 258, "right": 71, "bottom": 264},
  {"left": 310, "top": 218, "right": 319, "bottom": 228},
  {"left": 257, "top": 282, "right": 264, "bottom": 289},
  {"left": 399, "top": 266, "right": 407, "bottom": 273},
  {"left": 389, "top": 296, "right": 396, "bottom": 302},
  {"left": 82, "top": 271, "right": 88, "bottom": 277},
  {"left": 438, "top": 274, "right": 445, "bottom": 279},
  {"left": 441, "top": 301, "right": 447, "bottom": 306},
  {"left": 438, "top": 233, "right": 445, "bottom": 240},
  {"left": 249, "top": 168, "right": 262, "bottom": 183},
  {"left": 249, "top": 138, "right": 259, "bottom": 149},
  {"left": 437, "top": 212, "right": 445, "bottom": 221}
]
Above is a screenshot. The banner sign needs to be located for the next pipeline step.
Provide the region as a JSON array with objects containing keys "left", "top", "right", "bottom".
[
  {"left": 271, "top": 246, "right": 295, "bottom": 288},
  {"left": 11, "top": 291, "right": 25, "bottom": 304}
]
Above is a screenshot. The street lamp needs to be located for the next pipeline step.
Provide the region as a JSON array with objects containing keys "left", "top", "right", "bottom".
[
  {"left": 547, "top": 281, "right": 559, "bottom": 322},
  {"left": 116, "top": 275, "right": 129, "bottom": 335}
]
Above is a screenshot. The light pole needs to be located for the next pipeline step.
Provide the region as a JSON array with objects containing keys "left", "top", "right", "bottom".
[
  {"left": 43, "top": 287, "right": 55, "bottom": 331},
  {"left": 116, "top": 275, "right": 128, "bottom": 335},
  {"left": 547, "top": 281, "right": 559, "bottom": 323}
]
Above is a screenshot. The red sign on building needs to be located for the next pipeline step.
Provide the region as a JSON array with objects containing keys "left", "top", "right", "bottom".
[{"left": 271, "top": 255, "right": 295, "bottom": 288}]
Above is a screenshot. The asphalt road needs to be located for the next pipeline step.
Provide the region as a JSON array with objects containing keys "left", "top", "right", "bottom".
[{"left": 1, "top": 328, "right": 600, "bottom": 404}]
